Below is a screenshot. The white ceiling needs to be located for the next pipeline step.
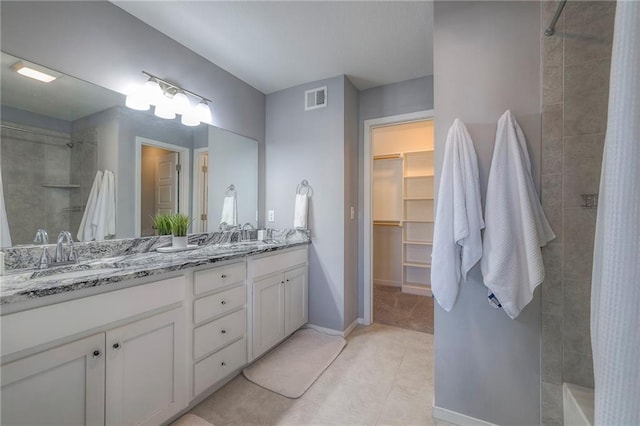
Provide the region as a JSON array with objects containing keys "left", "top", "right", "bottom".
[{"left": 112, "top": 1, "right": 433, "bottom": 94}]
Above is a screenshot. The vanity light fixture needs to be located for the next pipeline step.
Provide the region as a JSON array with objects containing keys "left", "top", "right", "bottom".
[
  {"left": 125, "top": 71, "right": 213, "bottom": 127},
  {"left": 10, "top": 61, "right": 59, "bottom": 83}
]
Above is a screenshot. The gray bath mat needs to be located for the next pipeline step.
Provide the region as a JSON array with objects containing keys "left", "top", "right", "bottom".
[{"left": 242, "top": 328, "right": 346, "bottom": 398}]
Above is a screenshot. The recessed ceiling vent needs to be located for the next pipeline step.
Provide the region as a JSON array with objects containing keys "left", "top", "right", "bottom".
[{"left": 305, "top": 86, "right": 327, "bottom": 111}]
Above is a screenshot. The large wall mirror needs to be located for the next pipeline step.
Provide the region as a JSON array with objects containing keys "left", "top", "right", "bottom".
[{"left": 0, "top": 51, "right": 258, "bottom": 247}]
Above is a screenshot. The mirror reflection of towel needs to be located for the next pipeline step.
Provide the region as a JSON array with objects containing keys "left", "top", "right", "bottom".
[
  {"left": 77, "top": 170, "right": 103, "bottom": 242},
  {"left": 221, "top": 196, "right": 237, "bottom": 226},
  {"left": 294, "top": 193, "right": 308, "bottom": 229},
  {"left": 0, "top": 172, "right": 11, "bottom": 247}
]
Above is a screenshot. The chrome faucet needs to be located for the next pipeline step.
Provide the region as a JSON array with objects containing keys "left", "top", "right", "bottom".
[
  {"left": 242, "top": 223, "right": 255, "bottom": 241},
  {"left": 54, "top": 231, "right": 77, "bottom": 265},
  {"left": 34, "top": 229, "right": 49, "bottom": 244}
]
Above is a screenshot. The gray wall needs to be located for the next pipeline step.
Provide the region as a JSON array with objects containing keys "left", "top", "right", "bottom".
[
  {"left": 357, "top": 75, "right": 435, "bottom": 316},
  {"left": 266, "top": 75, "right": 349, "bottom": 331},
  {"left": 432, "top": 2, "right": 542, "bottom": 425},
  {"left": 1, "top": 106, "right": 72, "bottom": 134}
]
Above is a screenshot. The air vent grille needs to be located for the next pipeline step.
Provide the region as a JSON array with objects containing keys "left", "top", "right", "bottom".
[{"left": 305, "top": 86, "right": 327, "bottom": 111}]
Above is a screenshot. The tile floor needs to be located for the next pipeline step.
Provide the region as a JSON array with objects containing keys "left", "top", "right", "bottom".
[
  {"left": 373, "top": 285, "right": 434, "bottom": 334},
  {"left": 187, "top": 324, "right": 447, "bottom": 425}
]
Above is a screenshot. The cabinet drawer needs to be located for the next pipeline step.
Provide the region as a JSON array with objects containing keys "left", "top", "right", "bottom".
[
  {"left": 193, "top": 309, "right": 246, "bottom": 359},
  {"left": 194, "top": 262, "right": 246, "bottom": 296},
  {"left": 249, "top": 247, "right": 308, "bottom": 278},
  {"left": 193, "top": 338, "right": 246, "bottom": 396},
  {"left": 193, "top": 285, "right": 246, "bottom": 324}
]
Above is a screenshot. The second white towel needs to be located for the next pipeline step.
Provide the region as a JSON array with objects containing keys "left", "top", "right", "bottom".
[
  {"left": 294, "top": 193, "right": 308, "bottom": 229},
  {"left": 220, "top": 196, "right": 237, "bottom": 226},
  {"left": 481, "top": 110, "right": 555, "bottom": 319},
  {"left": 431, "top": 119, "right": 484, "bottom": 311}
]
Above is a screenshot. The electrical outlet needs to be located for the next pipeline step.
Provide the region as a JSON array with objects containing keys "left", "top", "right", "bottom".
[
  {"left": 350, "top": 206, "right": 355, "bottom": 220},
  {"left": 268, "top": 210, "right": 275, "bottom": 222}
]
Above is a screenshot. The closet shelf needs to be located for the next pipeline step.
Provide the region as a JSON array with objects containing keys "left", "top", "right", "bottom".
[
  {"left": 404, "top": 174, "right": 434, "bottom": 179},
  {"left": 373, "top": 220, "right": 402, "bottom": 227},
  {"left": 403, "top": 240, "right": 433, "bottom": 246},
  {"left": 403, "top": 197, "right": 434, "bottom": 201},
  {"left": 373, "top": 153, "right": 402, "bottom": 160},
  {"left": 403, "top": 149, "right": 434, "bottom": 154},
  {"left": 403, "top": 219, "right": 434, "bottom": 223},
  {"left": 41, "top": 184, "right": 80, "bottom": 189},
  {"left": 403, "top": 261, "right": 431, "bottom": 268}
]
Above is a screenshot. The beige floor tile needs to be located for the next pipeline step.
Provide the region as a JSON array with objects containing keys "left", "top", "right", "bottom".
[
  {"left": 188, "top": 324, "right": 435, "bottom": 426},
  {"left": 375, "top": 387, "right": 433, "bottom": 426}
]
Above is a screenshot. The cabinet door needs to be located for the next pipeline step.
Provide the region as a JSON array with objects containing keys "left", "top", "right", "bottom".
[
  {"left": 284, "top": 266, "right": 308, "bottom": 336},
  {"left": 1, "top": 333, "right": 106, "bottom": 426},
  {"left": 252, "top": 274, "right": 285, "bottom": 359},
  {"left": 105, "top": 308, "right": 187, "bottom": 426}
]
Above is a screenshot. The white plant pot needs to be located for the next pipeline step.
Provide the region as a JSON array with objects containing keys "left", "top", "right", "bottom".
[{"left": 172, "top": 235, "right": 188, "bottom": 248}]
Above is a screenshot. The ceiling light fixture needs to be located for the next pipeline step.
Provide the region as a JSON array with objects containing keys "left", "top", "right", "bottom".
[
  {"left": 125, "top": 71, "right": 212, "bottom": 127},
  {"left": 10, "top": 61, "right": 59, "bottom": 83}
]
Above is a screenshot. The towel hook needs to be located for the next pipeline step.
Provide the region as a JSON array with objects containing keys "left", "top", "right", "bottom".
[
  {"left": 225, "top": 184, "right": 236, "bottom": 197},
  {"left": 296, "top": 179, "right": 313, "bottom": 197}
]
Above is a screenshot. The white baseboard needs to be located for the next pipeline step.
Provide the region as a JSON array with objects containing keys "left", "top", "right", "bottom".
[
  {"left": 432, "top": 405, "right": 499, "bottom": 426},
  {"left": 305, "top": 317, "right": 365, "bottom": 338},
  {"left": 402, "top": 283, "right": 432, "bottom": 297}
]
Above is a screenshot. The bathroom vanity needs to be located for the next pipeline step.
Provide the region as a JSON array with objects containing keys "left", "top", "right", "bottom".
[{"left": 0, "top": 238, "right": 309, "bottom": 426}]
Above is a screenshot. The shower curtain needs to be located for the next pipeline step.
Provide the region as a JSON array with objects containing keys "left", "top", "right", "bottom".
[
  {"left": 591, "top": 1, "right": 640, "bottom": 424},
  {"left": 0, "top": 171, "right": 11, "bottom": 247}
]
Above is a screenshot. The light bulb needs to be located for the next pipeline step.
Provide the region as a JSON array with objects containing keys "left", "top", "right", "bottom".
[
  {"left": 195, "top": 100, "right": 212, "bottom": 124},
  {"left": 154, "top": 101, "right": 176, "bottom": 120},
  {"left": 125, "top": 89, "right": 150, "bottom": 111},
  {"left": 172, "top": 91, "right": 191, "bottom": 116},
  {"left": 144, "top": 79, "right": 164, "bottom": 105},
  {"left": 181, "top": 106, "right": 200, "bottom": 127}
]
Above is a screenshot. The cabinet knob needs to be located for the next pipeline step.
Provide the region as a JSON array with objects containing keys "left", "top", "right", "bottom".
[
  {"left": 221, "top": 361, "right": 226, "bottom": 367},
  {"left": 221, "top": 329, "right": 227, "bottom": 334},
  {"left": 281, "top": 281, "right": 284, "bottom": 284},
  {"left": 286, "top": 279, "right": 290, "bottom": 282},
  {"left": 221, "top": 274, "right": 227, "bottom": 279},
  {"left": 220, "top": 300, "right": 227, "bottom": 305},
  {"left": 92, "top": 350, "right": 102, "bottom": 358},
  {"left": 112, "top": 342, "right": 121, "bottom": 350}
]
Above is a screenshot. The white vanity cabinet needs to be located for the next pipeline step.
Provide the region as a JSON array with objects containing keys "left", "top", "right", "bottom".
[
  {"left": 1, "top": 333, "right": 106, "bottom": 426},
  {"left": 248, "top": 246, "right": 308, "bottom": 361},
  {"left": 0, "top": 276, "right": 188, "bottom": 426},
  {"left": 191, "top": 261, "right": 247, "bottom": 398}
]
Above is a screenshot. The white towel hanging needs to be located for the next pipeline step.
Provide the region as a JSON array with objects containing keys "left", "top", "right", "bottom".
[
  {"left": 431, "top": 119, "right": 484, "bottom": 311},
  {"left": 293, "top": 193, "right": 308, "bottom": 229},
  {"left": 480, "top": 110, "right": 555, "bottom": 319},
  {"left": 92, "top": 170, "right": 116, "bottom": 241},
  {"left": 77, "top": 170, "right": 103, "bottom": 242},
  {"left": 0, "top": 172, "right": 12, "bottom": 247},
  {"left": 220, "top": 196, "right": 237, "bottom": 226}
]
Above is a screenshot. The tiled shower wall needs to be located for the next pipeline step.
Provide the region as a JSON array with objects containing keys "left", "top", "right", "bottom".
[{"left": 540, "top": 1, "right": 615, "bottom": 424}]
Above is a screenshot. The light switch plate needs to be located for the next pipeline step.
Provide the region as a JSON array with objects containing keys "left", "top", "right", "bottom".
[{"left": 268, "top": 210, "right": 275, "bottom": 222}]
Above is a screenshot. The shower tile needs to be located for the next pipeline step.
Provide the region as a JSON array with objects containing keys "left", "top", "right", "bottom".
[
  {"left": 541, "top": 382, "right": 563, "bottom": 426},
  {"left": 543, "top": 28, "right": 563, "bottom": 68},
  {"left": 5, "top": 183, "right": 45, "bottom": 246},
  {"left": 541, "top": 174, "right": 562, "bottom": 243},
  {"left": 563, "top": 133, "right": 605, "bottom": 208},
  {"left": 542, "top": 313, "right": 563, "bottom": 384},
  {"left": 564, "top": 1, "right": 615, "bottom": 66},
  {"left": 543, "top": 66, "right": 564, "bottom": 106},
  {"left": 565, "top": 59, "right": 611, "bottom": 102},
  {"left": 541, "top": 243, "right": 563, "bottom": 316},
  {"left": 563, "top": 208, "right": 597, "bottom": 281},
  {"left": 543, "top": 103, "right": 563, "bottom": 141},
  {"left": 564, "top": 349, "right": 594, "bottom": 388},
  {"left": 564, "top": 89, "right": 609, "bottom": 137},
  {"left": 563, "top": 278, "right": 592, "bottom": 355}
]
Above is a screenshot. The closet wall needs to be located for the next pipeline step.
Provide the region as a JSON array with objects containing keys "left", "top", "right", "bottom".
[{"left": 372, "top": 120, "right": 435, "bottom": 295}]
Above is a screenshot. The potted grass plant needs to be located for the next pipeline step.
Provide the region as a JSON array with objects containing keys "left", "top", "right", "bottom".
[
  {"left": 152, "top": 214, "right": 172, "bottom": 236},
  {"left": 170, "top": 213, "right": 192, "bottom": 248}
]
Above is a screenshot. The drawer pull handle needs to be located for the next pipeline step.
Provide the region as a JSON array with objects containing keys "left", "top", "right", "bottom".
[
  {"left": 112, "top": 342, "right": 121, "bottom": 350},
  {"left": 221, "top": 361, "right": 226, "bottom": 367},
  {"left": 286, "top": 279, "right": 290, "bottom": 282},
  {"left": 221, "top": 274, "right": 227, "bottom": 279},
  {"left": 221, "top": 329, "right": 227, "bottom": 334},
  {"left": 281, "top": 281, "right": 284, "bottom": 284},
  {"left": 92, "top": 350, "right": 102, "bottom": 359},
  {"left": 221, "top": 300, "right": 227, "bottom": 305}
]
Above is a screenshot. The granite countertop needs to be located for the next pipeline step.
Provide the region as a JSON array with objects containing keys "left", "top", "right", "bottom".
[{"left": 0, "top": 239, "right": 309, "bottom": 306}]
